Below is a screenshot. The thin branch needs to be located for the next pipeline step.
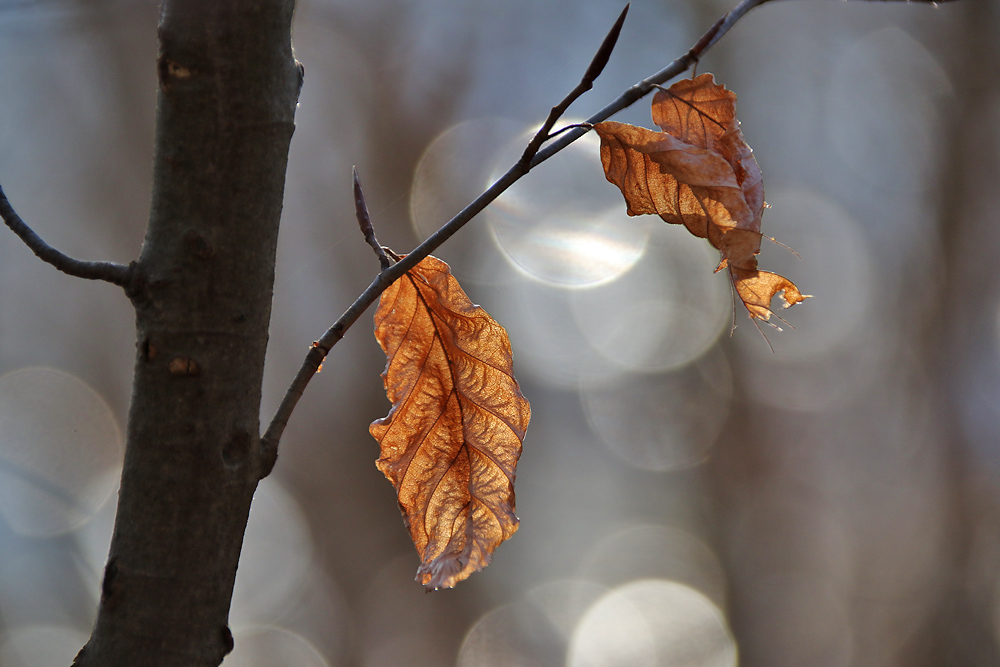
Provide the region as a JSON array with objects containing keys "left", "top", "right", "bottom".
[
  {"left": 530, "top": 0, "right": 774, "bottom": 168},
  {"left": 259, "top": 0, "right": 774, "bottom": 476},
  {"left": 518, "top": 2, "right": 630, "bottom": 170},
  {"left": 0, "top": 184, "right": 133, "bottom": 288},
  {"left": 353, "top": 167, "right": 390, "bottom": 271}
]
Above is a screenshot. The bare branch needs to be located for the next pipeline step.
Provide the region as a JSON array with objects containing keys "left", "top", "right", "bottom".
[
  {"left": 353, "top": 167, "right": 390, "bottom": 271},
  {"left": 0, "top": 183, "right": 133, "bottom": 288},
  {"left": 259, "top": 0, "right": 845, "bottom": 471}
]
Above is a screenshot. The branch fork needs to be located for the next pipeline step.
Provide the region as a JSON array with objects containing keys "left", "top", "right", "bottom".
[
  {"left": 258, "top": 0, "right": 787, "bottom": 475},
  {"left": 517, "top": 3, "right": 630, "bottom": 171}
]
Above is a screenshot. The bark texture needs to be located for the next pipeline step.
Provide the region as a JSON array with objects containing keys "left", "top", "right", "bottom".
[{"left": 73, "top": 1, "right": 301, "bottom": 665}]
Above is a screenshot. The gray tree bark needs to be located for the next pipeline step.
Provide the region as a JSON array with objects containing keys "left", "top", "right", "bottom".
[{"left": 72, "top": 1, "right": 301, "bottom": 665}]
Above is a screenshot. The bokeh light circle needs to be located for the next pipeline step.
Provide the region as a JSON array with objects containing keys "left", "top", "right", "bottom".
[
  {"left": 230, "top": 479, "right": 315, "bottom": 628},
  {"left": 525, "top": 579, "right": 609, "bottom": 641},
  {"left": 736, "top": 188, "right": 885, "bottom": 411},
  {"left": 577, "top": 524, "right": 728, "bottom": 608},
  {"left": 827, "top": 27, "right": 952, "bottom": 194},
  {"left": 571, "top": 226, "right": 730, "bottom": 373},
  {"left": 485, "top": 125, "right": 652, "bottom": 288},
  {"left": 411, "top": 118, "right": 522, "bottom": 241},
  {"left": 485, "top": 275, "right": 627, "bottom": 389},
  {"left": 581, "top": 349, "right": 733, "bottom": 472},
  {"left": 0, "top": 367, "right": 122, "bottom": 536},
  {"left": 457, "top": 602, "right": 565, "bottom": 667},
  {"left": 568, "top": 579, "right": 737, "bottom": 667},
  {"left": 74, "top": 481, "right": 118, "bottom": 605},
  {"left": 409, "top": 118, "right": 524, "bottom": 284},
  {"left": 485, "top": 225, "right": 730, "bottom": 391}
]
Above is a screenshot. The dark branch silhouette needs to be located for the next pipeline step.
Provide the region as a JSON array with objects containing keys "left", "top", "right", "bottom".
[
  {"left": 353, "top": 167, "right": 390, "bottom": 271},
  {"left": 0, "top": 184, "right": 132, "bottom": 288}
]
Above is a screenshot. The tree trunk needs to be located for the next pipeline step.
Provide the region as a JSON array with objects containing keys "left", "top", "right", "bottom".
[{"left": 73, "top": 1, "right": 301, "bottom": 665}]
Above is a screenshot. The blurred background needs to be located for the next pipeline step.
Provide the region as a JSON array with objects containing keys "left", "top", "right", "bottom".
[{"left": 0, "top": 0, "right": 995, "bottom": 664}]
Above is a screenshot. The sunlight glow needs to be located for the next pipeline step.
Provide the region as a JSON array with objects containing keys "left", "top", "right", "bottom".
[{"left": 486, "top": 125, "right": 651, "bottom": 288}]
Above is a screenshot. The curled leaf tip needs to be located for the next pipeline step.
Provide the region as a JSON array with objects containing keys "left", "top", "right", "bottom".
[{"left": 731, "top": 267, "right": 810, "bottom": 322}]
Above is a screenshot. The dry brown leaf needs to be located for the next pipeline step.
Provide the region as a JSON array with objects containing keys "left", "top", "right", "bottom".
[
  {"left": 651, "top": 74, "right": 736, "bottom": 155},
  {"left": 594, "top": 73, "right": 809, "bottom": 323},
  {"left": 370, "top": 255, "right": 530, "bottom": 590},
  {"left": 731, "top": 267, "right": 809, "bottom": 321},
  {"left": 594, "top": 120, "right": 760, "bottom": 269}
]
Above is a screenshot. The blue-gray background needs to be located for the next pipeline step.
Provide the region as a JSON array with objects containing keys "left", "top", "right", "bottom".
[{"left": 0, "top": 0, "right": 994, "bottom": 665}]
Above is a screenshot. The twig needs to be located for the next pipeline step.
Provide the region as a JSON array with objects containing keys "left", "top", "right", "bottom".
[
  {"left": 259, "top": 0, "right": 776, "bottom": 476},
  {"left": 517, "top": 3, "right": 630, "bottom": 170},
  {"left": 529, "top": 0, "right": 775, "bottom": 168},
  {"left": 0, "top": 184, "right": 133, "bottom": 288},
  {"left": 353, "top": 167, "right": 390, "bottom": 271}
]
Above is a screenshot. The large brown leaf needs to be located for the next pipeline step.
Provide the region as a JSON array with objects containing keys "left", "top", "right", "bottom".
[
  {"left": 594, "top": 73, "right": 808, "bottom": 323},
  {"left": 370, "top": 255, "right": 530, "bottom": 589}
]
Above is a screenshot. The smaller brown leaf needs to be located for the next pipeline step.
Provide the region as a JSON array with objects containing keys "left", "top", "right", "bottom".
[
  {"left": 371, "top": 255, "right": 530, "bottom": 590},
  {"left": 594, "top": 72, "right": 809, "bottom": 327}
]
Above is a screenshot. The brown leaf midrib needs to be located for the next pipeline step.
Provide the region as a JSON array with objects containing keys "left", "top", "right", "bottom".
[{"left": 411, "top": 277, "right": 516, "bottom": 486}]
